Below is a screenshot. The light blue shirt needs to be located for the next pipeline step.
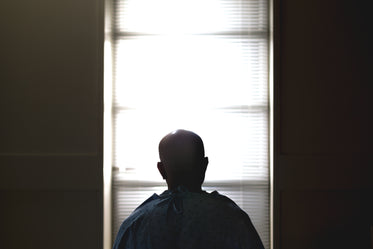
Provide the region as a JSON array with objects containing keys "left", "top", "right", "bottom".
[{"left": 113, "top": 186, "right": 265, "bottom": 249}]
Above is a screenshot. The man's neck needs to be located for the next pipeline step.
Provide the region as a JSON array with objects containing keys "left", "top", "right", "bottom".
[{"left": 169, "top": 184, "right": 202, "bottom": 193}]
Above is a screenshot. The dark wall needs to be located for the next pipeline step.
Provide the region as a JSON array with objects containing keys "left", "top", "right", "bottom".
[
  {"left": 0, "top": 1, "right": 104, "bottom": 249},
  {"left": 1, "top": 0, "right": 372, "bottom": 248},
  {"left": 274, "top": 0, "right": 373, "bottom": 249}
]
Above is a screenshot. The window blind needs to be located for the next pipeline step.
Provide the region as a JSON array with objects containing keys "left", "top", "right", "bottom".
[{"left": 111, "top": 0, "right": 270, "bottom": 248}]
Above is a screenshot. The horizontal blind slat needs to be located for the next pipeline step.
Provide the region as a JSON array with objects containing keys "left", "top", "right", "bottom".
[
  {"left": 113, "top": 109, "right": 268, "bottom": 181},
  {"left": 114, "top": 0, "right": 268, "bottom": 34},
  {"left": 113, "top": 35, "right": 268, "bottom": 108}
]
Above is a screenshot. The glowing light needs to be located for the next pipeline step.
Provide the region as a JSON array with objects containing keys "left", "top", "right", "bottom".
[
  {"left": 119, "top": 0, "right": 228, "bottom": 34},
  {"left": 113, "top": 0, "right": 269, "bottom": 182}
]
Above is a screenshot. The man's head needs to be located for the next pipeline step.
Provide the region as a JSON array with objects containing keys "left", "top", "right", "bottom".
[{"left": 157, "top": 129, "right": 208, "bottom": 192}]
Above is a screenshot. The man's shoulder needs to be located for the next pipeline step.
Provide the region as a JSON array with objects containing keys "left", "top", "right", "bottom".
[
  {"left": 135, "top": 193, "right": 160, "bottom": 210},
  {"left": 204, "top": 190, "right": 244, "bottom": 211},
  {"left": 177, "top": 190, "right": 249, "bottom": 220},
  {"left": 119, "top": 193, "right": 160, "bottom": 225},
  {"left": 208, "top": 191, "right": 239, "bottom": 205}
]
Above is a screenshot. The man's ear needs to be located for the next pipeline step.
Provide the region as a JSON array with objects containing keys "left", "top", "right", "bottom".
[
  {"left": 198, "top": 157, "right": 209, "bottom": 185},
  {"left": 201, "top": 157, "right": 208, "bottom": 173},
  {"left": 198, "top": 157, "right": 208, "bottom": 177},
  {"left": 157, "top": 162, "right": 167, "bottom": 179}
]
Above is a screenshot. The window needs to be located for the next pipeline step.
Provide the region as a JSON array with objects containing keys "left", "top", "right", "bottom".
[{"left": 109, "top": 0, "right": 270, "bottom": 248}]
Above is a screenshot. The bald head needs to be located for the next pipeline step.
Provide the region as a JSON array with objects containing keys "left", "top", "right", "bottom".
[
  {"left": 159, "top": 129, "right": 205, "bottom": 164},
  {"left": 157, "top": 129, "right": 208, "bottom": 192}
]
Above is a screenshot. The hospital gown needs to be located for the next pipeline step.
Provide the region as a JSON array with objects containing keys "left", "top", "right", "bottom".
[{"left": 112, "top": 186, "right": 265, "bottom": 249}]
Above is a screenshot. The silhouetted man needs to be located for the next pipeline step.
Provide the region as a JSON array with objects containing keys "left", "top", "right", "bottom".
[{"left": 112, "top": 129, "right": 265, "bottom": 249}]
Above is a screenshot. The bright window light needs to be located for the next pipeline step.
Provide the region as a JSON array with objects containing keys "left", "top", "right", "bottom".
[
  {"left": 119, "top": 0, "right": 228, "bottom": 34},
  {"left": 113, "top": 0, "right": 269, "bottom": 183},
  {"left": 111, "top": 0, "right": 270, "bottom": 247}
]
